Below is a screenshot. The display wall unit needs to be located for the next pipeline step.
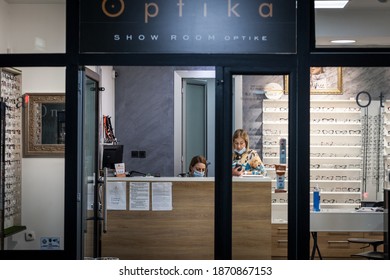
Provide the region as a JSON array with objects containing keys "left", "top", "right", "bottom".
[
  {"left": 262, "top": 99, "right": 289, "bottom": 222},
  {"left": 358, "top": 102, "right": 386, "bottom": 202},
  {"left": 0, "top": 68, "right": 25, "bottom": 249},
  {"left": 382, "top": 101, "right": 390, "bottom": 197},
  {"left": 263, "top": 99, "right": 363, "bottom": 223}
]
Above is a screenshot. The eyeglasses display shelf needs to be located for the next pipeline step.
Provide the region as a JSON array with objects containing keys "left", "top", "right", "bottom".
[
  {"left": 263, "top": 99, "right": 363, "bottom": 222},
  {"left": 0, "top": 68, "right": 25, "bottom": 249}
]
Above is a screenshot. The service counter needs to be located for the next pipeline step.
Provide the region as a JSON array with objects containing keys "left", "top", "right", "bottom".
[
  {"left": 310, "top": 210, "right": 383, "bottom": 232},
  {"left": 101, "top": 176, "right": 271, "bottom": 260},
  {"left": 272, "top": 210, "right": 384, "bottom": 259},
  {"left": 273, "top": 210, "right": 384, "bottom": 231}
]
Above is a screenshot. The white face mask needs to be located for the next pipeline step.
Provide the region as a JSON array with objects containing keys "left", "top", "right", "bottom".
[
  {"left": 193, "top": 170, "right": 205, "bottom": 177},
  {"left": 234, "top": 147, "right": 246, "bottom": 155}
]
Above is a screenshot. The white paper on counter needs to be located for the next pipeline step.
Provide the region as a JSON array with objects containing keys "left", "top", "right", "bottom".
[
  {"left": 87, "top": 183, "right": 94, "bottom": 210},
  {"left": 152, "top": 182, "right": 172, "bottom": 211},
  {"left": 106, "top": 182, "right": 127, "bottom": 210},
  {"left": 129, "top": 182, "right": 150, "bottom": 211}
]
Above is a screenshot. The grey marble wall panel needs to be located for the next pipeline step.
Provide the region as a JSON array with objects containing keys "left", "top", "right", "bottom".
[
  {"left": 114, "top": 66, "right": 174, "bottom": 176},
  {"left": 114, "top": 66, "right": 213, "bottom": 176}
]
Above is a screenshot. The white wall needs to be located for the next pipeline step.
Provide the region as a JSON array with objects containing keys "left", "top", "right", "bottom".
[
  {"left": 16, "top": 158, "right": 65, "bottom": 250},
  {"left": 87, "top": 66, "right": 116, "bottom": 126},
  {"left": 7, "top": 3, "right": 65, "bottom": 53},
  {"left": 86, "top": 65, "right": 116, "bottom": 146},
  {"left": 100, "top": 66, "right": 116, "bottom": 130},
  {"left": 0, "top": 0, "right": 10, "bottom": 53}
]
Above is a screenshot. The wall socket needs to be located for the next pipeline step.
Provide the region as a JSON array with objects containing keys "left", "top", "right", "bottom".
[
  {"left": 139, "top": 151, "right": 146, "bottom": 158},
  {"left": 25, "top": 231, "right": 36, "bottom": 241},
  {"left": 131, "top": 150, "right": 146, "bottom": 158},
  {"left": 131, "top": 150, "right": 139, "bottom": 158}
]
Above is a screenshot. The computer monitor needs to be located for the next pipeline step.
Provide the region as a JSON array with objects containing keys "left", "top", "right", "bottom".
[{"left": 102, "top": 145, "right": 123, "bottom": 169}]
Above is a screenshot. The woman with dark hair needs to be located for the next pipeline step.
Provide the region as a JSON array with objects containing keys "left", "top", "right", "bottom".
[{"left": 188, "top": 155, "right": 207, "bottom": 177}]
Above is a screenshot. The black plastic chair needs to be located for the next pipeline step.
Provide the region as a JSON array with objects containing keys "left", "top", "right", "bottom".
[{"left": 348, "top": 238, "right": 384, "bottom": 260}]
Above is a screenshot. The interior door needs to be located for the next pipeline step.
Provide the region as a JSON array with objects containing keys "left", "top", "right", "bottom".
[
  {"left": 182, "top": 79, "right": 207, "bottom": 173},
  {"left": 78, "top": 68, "right": 100, "bottom": 259}
]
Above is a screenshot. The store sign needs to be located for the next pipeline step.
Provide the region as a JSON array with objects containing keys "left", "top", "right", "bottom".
[{"left": 80, "top": 0, "right": 296, "bottom": 54}]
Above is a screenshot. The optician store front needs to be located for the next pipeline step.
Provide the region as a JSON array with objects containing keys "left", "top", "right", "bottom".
[{"left": 0, "top": 0, "right": 390, "bottom": 260}]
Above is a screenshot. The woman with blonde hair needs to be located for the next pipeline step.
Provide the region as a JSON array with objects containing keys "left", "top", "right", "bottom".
[{"left": 232, "top": 129, "right": 266, "bottom": 176}]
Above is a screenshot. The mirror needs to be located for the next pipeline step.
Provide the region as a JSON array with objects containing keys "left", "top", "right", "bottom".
[{"left": 23, "top": 93, "right": 65, "bottom": 157}]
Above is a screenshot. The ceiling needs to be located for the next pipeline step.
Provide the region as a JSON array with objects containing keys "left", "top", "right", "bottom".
[
  {"left": 316, "top": 0, "right": 390, "bottom": 47},
  {"left": 344, "top": 0, "right": 389, "bottom": 9},
  {"left": 4, "top": 0, "right": 390, "bottom": 47}
]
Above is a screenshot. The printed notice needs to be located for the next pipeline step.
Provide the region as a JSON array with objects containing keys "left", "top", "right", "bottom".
[
  {"left": 87, "top": 180, "right": 94, "bottom": 210},
  {"left": 106, "top": 182, "right": 126, "bottom": 210},
  {"left": 152, "top": 182, "right": 172, "bottom": 211},
  {"left": 40, "top": 237, "right": 60, "bottom": 250},
  {"left": 129, "top": 182, "right": 150, "bottom": 211}
]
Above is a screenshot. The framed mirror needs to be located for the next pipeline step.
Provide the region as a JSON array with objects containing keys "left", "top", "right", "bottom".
[{"left": 23, "top": 93, "right": 65, "bottom": 157}]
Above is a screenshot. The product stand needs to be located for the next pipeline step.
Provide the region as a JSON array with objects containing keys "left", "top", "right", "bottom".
[
  {"left": 310, "top": 232, "right": 323, "bottom": 260},
  {"left": 0, "top": 101, "right": 5, "bottom": 250}
]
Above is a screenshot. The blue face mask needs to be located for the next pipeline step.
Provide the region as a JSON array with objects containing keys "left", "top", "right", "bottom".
[
  {"left": 193, "top": 170, "right": 205, "bottom": 177},
  {"left": 234, "top": 147, "right": 246, "bottom": 155}
]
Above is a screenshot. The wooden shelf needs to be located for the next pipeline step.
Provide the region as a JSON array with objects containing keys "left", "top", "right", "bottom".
[{"left": 1, "top": 225, "right": 27, "bottom": 238}]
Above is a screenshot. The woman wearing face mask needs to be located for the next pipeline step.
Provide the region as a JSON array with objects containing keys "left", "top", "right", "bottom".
[
  {"left": 232, "top": 129, "right": 266, "bottom": 177},
  {"left": 188, "top": 155, "right": 207, "bottom": 177}
]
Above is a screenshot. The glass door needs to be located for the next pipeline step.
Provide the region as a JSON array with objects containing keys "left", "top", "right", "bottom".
[
  {"left": 231, "top": 74, "right": 289, "bottom": 259},
  {"left": 78, "top": 68, "right": 100, "bottom": 259}
]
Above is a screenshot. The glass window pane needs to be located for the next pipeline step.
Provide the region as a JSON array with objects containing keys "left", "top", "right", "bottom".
[
  {"left": 83, "top": 66, "right": 216, "bottom": 259},
  {"left": 315, "top": 1, "right": 390, "bottom": 48},
  {"left": 1, "top": 66, "right": 65, "bottom": 250},
  {"left": 0, "top": 1, "right": 65, "bottom": 54},
  {"left": 233, "top": 74, "right": 288, "bottom": 259},
  {"left": 309, "top": 66, "right": 386, "bottom": 259}
]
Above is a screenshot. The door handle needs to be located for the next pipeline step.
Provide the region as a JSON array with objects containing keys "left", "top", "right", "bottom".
[
  {"left": 87, "top": 175, "right": 95, "bottom": 184},
  {"left": 102, "top": 168, "right": 108, "bottom": 233}
]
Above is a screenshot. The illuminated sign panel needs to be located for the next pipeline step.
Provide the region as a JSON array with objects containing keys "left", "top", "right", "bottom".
[{"left": 80, "top": 0, "right": 296, "bottom": 54}]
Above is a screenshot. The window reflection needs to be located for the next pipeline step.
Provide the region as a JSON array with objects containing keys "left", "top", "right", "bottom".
[
  {"left": 310, "top": 67, "right": 390, "bottom": 211},
  {"left": 315, "top": 1, "right": 390, "bottom": 48},
  {"left": 0, "top": 2, "right": 65, "bottom": 54}
]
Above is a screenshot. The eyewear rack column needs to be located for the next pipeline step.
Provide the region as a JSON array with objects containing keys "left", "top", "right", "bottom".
[{"left": 0, "top": 68, "right": 25, "bottom": 249}]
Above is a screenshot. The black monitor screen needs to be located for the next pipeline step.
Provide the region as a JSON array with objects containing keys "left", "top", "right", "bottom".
[{"left": 102, "top": 145, "right": 123, "bottom": 169}]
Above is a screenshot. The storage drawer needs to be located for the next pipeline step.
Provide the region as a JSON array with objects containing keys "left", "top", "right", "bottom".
[
  {"left": 314, "top": 232, "right": 364, "bottom": 259},
  {"left": 272, "top": 226, "right": 381, "bottom": 259},
  {"left": 271, "top": 224, "right": 288, "bottom": 259}
]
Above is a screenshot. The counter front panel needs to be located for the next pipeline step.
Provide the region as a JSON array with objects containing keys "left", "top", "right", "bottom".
[{"left": 101, "top": 177, "right": 271, "bottom": 260}]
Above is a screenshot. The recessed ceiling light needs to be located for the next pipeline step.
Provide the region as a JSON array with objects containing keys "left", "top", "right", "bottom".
[
  {"left": 315, "top": 1, "right": 349, "bottom": 9},
  {"left": 330, "top": 39, "right": 356, "bottom": 44}
]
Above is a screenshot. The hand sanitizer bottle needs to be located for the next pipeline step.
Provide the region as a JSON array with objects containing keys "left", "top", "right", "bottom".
[{"left": 313, "top": 184, "right": 321, "bottom": 212}]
